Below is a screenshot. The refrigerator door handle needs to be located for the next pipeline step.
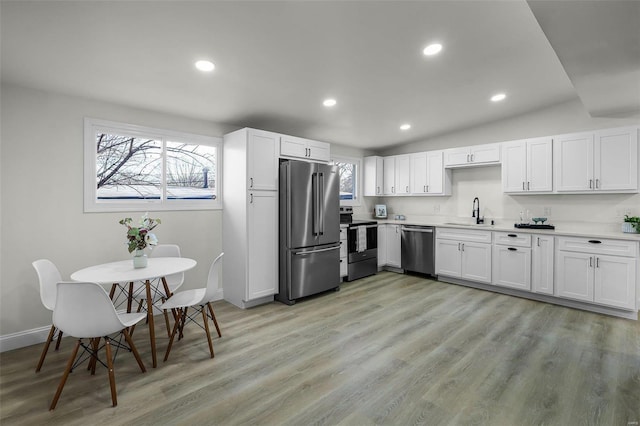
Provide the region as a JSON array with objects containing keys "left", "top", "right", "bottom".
[
  {"left": 312, "top": 172, "right": 319, "bottom": 236},
  {"left": 319, "top": 172, "right": 325, "bottom": 235},
  {"left": 293, "top": 245, "right": 340, "bottom": 255}
]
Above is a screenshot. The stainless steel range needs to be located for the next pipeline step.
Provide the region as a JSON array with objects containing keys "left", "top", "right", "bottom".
[{"left": 340, "top": 207, "right": 378, "bottom": 281}]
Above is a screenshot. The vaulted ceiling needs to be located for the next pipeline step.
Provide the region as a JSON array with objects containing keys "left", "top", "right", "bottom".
[{"left": 2, "top": 1, "right": 637, "bottom": 149}]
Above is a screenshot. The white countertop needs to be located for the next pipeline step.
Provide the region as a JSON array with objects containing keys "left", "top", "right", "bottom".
[{"left": 363, "top": 216, "right": 640, "bottom": 242}]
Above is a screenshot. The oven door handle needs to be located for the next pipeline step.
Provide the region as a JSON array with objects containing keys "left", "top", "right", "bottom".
[{"left": 293, "top": 246, "right": 341, "bottom": 255}]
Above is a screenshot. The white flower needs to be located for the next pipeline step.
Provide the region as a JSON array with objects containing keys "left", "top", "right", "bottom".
[{"left": 147, "top": 233, "right": 158, "bottom": 246}]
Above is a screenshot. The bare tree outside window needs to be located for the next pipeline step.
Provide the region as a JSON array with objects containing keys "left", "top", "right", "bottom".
[
  {"left": 96, "top": 132, "right": 216, "bottom": 200},
  {"left": 336, "top": 161, "right": 355, "bottom": 200}
]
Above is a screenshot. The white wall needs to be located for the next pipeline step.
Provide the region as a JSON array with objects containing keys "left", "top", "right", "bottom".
[
  {"left": 377, "top": 98, "right": 640, "bottom": 226},
  {"left": 0, "top": 84, "right": 230, "bottom": 339}
]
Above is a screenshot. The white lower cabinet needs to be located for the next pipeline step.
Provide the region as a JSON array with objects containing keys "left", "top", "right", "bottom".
[
  {"left": 436, "top": 228, "right": 492, "bottom": 283},
  {"left": 555, "top": 237, "right": 637, "bottom": 310},
  {"left": 386, "top": 224, "right": 402, "bottom": 268},
  {"left": 531, "top": 235, "right": 554, "bottom": 295},
  {"left": 340, "top": 225, "right": 348, "bottom": 278},
  {"left": 492, "top": 245, "right": 531, "bottom": 290},
  {"left": 377, "top": 225, "right": 387, "bottom": 267},
  {"left": 555, "top": 251, "right": 596, "bottom": 302},
  {"left": 246, "top": 191, "right": 279, "bottom": 301}
]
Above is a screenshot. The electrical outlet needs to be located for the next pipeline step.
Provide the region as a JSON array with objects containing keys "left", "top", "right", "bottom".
[
  {"left": 543, "top": 207, "right": 551, "bottom": 216},
  {"left": 433, "top": 204, "right": 440, "bottom": 213}
]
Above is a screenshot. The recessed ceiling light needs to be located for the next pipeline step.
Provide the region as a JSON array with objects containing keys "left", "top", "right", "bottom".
[
  {"left": 491, "top": 93, "right": 506, "bottom": 102},
  {"left": 423, "top": 43, "right": 443, "bottom": 56},
  {"left": 323, "top": 98, "right": 337, "bottom": 107},
  {"left": 195, "top": 60, "right": 215, "bottom": 72},
  {"left": 400, "top": 123, "right": 411, "bottom": 131}
]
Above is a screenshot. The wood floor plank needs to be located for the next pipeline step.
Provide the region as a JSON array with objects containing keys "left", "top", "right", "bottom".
[{"left": 1, "top": 271, "right": 639, "bottom": 425}]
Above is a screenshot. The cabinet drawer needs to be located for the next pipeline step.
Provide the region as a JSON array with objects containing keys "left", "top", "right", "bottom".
[
  {"left": 436, "top": 228, "right": 492, "bottom": 243},
  {"left": 557, "top": 236, "right": 638, "bottom": 257},
  {"left": 340, "top": 241, "right": 347, "bottom": 258},
  {"left": 493, "top": 232, "right": 531, "bottom": 247}
]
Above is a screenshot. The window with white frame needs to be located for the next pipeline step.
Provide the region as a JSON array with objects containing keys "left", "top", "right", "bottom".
[
  {"left": 84, "top": 118, "right": 222, "bottom": 212},
  {"left": 333, "top": 156, "right": 361, "bottom": 206}
]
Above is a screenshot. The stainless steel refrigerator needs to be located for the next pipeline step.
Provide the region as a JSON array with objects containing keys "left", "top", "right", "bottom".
[{"left": 278, "top": 159, "right": 340, "bottom": 304}]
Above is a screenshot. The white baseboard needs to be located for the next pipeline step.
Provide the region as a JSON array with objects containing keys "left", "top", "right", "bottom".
[
  {"left": 0, "top": 288, "right": 225, "bottom": 353},
  {"left": 0, "top": 325, "right": 51, "bottom": 353}
]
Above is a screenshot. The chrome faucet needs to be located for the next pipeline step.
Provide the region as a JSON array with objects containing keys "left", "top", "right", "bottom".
[{"left": 472, "top": 197, "right": 484, "bottom": 224}]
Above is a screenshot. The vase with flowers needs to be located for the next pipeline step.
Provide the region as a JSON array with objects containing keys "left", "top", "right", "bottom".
[{"left": 119, "top": 213, "right": 161, "bottom": 268}]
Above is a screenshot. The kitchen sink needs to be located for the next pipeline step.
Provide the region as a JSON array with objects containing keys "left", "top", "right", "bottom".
[{"left": 443, "top": 222, "right": 491, "bottom": 227}]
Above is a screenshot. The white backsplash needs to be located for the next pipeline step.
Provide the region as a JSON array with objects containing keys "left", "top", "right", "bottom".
[{"left": 377, "top": 166, "right": 640, "bottom": 226}]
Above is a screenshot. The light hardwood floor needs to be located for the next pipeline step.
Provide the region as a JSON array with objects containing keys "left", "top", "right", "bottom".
[{"left": 1, "top": 272, "right": 639, "bottom": 425}]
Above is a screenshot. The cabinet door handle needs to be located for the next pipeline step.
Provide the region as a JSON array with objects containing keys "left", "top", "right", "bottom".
[
  {"left": 250, "top": 177, "right": 253, "bottom": 188},
  {"left": 588, "top": 240, "right": 602, "bottom": 244},
  {"left": 527, "top": 182, "right": 530, "bottom": 190},
  {"left": 470, "top": 154, "right": 474, "bottom": 162},
  {"left": 537, "top": 237, "right": 540, "bottom": 247},
  {"left": 522, "top": 182, "right": 525, "bottom": 190},
  {"left": 426, "top": 185, "right": 429, "bottom": 192},
  {"left": 596, "top": 178, "right": 599, "bottom": 189},
  {"left": 589, "top": 179, "right": 593, "bottom": 189},
  {"left": 377, "top": 186, "right": 380, "bottom": 194},
  {"left": 406, "top": 185, "right": 409, "bottom": 193},
  {"left": 392, "top": 186, "right": 395, "bottom": 193},
  {"left": 596, "top": 257, "right": 599, "bottom": 268},
  {"left": 467, "top": 154, "right": 470, "bottom": 163},
  {"left": 589, "top": 257, "right": 593, "bottom": 267},
  {"left": 458, "top": 242, "right": 461, "bottom": 251},
  {"left": 508, "top": 247, "right": 517, "bottom": 251},
  {"left": 507, "top": 234, "right": 517, "bottom": 238},
  {"left": 250, "top": 193, "right": 254, "bottom": 204},
  {"left": 461, "top": 243, "right": 465, "bottom": 251},
  {"left": 424, "top": 185, "right": 426, "bottom": 192}
]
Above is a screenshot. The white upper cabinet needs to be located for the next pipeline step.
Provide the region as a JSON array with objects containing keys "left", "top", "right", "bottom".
[
  {"left": 410, "top": 151, "right": 451, "bottom": 195},
  {"left": 554, "top": 126, "right": 638, "bottom": 193},
  {"left": 247, "top": 129, "right": 279, "bottom": 191},
  {"left": 395, "top": 154, "right": 411, "bottom": 195},
  {"left": 444, "top": 143, "right": 501, "bottom": 168},
  {"left": 502, "top": 137, "right": 552, "bottom": 193},
  {"left": 383, "top": 155, "right": 411, "bottom": 196},
  {"left": 280, "top": 134, "right": 330, "bottom": 162},
  {"left": 383, "top": 156, "right": 396, "bottom": 195},
  {"left": 594, "top": 127, "right": 638, "bottom": 191},
  {"left": 363, "top": 156, "right": 384, "bottom": 196}
]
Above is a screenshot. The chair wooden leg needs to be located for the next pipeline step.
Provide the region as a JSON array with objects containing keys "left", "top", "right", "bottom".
[
  {"left": 36, "top": 325, "right": 56, "bottom": 372},
  {"left": 207, "top": 302, "right": 222, "bottom": 338},
  {"left": 89, "top": 337, "right": 101, "bottom": 375},
  {"left": 49, "top": 339, "right": 81, "bottom": 410},
  {"left": 162, "top": 300, "right": 171, "bottom": 339},
  {"left": 129, "top": 299, "right": 145, "bottom": 337},
  {"left": 127, "top": 282, "right": 134, "bottom": 313},
  {"left": 55, "top": 329, "right": 64, "bottom": 350},
  {"left": 122, "top": 329, "right": 146, "bottom": 373},
  {"left": 104, "top": 337, "right": 117, "bottom": 407},
  {"left": 201, "top": 306, "right": 215, "bottom": 358},
  {"left": 164, "top": 308, "right": 183, "bottom": 362},
  {"left": 178, "top": 307, "right": 188, "bottom": 340}
]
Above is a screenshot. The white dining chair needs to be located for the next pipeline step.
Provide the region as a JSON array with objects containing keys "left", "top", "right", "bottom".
[
  {"left": 160, "top": 252, "right": 223, "bottom": 361},
  {"left": 32, "top": 259, "right": 63, "bottom": 372},
  {"left": 130, "top": 244, "right": 184, "bottom": 337},
  {"left": 49, "top": 281, "right": 147, "bottom": 410}
]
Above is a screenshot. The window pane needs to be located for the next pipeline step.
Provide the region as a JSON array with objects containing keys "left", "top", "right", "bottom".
[
  {"left": 336, "top": 161, "right": 355, "bottom": 200},
  {"left": 166, "top": 142, "right": 217, "bottom": 200},
  {"left": 96, "top": 132, "right": 162, "bottom": 200}
]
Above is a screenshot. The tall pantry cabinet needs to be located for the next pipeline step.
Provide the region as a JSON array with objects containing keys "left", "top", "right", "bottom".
[{"left": 223, "top": 128, "right": 279, "bottom": 308}]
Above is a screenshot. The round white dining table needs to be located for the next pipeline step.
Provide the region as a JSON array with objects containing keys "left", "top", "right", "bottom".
[{"left": 71, "top": 257, "right": 196, "bottom": 367}]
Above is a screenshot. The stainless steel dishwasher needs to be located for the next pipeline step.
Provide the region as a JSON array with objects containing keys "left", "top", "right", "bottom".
[{"left": 401, "top": 225, "right": 436, "bottom": 276}]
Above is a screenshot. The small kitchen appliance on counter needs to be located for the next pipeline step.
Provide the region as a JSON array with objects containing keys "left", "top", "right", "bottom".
[{"left": 340, "top": 207, "right": 378, "bottom": 281}]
